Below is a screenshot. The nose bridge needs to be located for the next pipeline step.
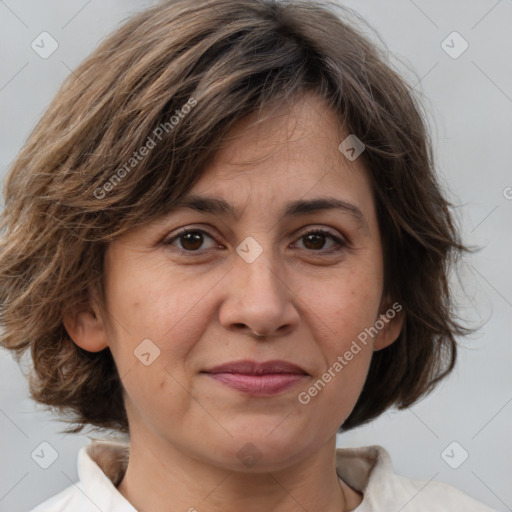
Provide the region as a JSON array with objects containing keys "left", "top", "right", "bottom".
[
  {"left": 235, "top": 236, "right": 286, "bottom": 304},
  {"left": 220, "top": 235, "right": 299, "bottom": 336}
]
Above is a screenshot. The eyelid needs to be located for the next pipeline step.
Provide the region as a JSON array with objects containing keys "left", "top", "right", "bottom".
[
  {"left": 291, "top": 226, "right": 349, "bottom": 253},
  {"left": 164, "top": 225, "right": 222, "bottom": 252},
  {"left": 164, "top": 224, "right": 349, "bottom": 257},
  {"left": 294, "top": 225, "right": 347, "bottom": 242},
  {"left": 162, "top": 225, "right": 223, "bottom": 251},
  {"left": 165, "top": 223, "right": 347, "bottom": 242}
]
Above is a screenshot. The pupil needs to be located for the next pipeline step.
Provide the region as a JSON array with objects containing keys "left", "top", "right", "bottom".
[
  {"left": 178, "top": 232, "right": 326, "bottom": 251},
  {"left": 182, "top": 232, "right": 203, "bottom": 250},
  {"left": 305, "top": 233, "right": 325, "bottom": 250}
]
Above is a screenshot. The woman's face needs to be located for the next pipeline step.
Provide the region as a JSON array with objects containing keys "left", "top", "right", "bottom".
[{"left": 83, "top": 93, "right": 402, "bottom": 471}]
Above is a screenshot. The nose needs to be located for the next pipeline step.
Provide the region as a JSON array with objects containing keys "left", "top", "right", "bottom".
[{"left": 219, "top": 249, "right": 300, "bottom": 339}]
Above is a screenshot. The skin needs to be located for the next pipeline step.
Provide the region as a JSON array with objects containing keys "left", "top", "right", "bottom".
[{"left": 64, "top": 92, "right": 403, "bottom": 512}]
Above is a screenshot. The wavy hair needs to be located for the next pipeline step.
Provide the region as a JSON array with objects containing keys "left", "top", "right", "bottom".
[{"left": 0, "top": 0, "right": 470, "bottom": 433}]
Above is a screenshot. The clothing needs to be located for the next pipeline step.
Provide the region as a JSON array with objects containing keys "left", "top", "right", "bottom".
[{"left": 30, "top": 440, "right": 497, "bottom": 511}]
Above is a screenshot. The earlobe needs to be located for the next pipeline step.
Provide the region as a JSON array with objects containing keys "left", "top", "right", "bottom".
[
  {"left": 373, "top": 301, "right": 404, "bottom": 351},
  {"left": 62, "top": 294, "right": 109, "bottom": 353}
]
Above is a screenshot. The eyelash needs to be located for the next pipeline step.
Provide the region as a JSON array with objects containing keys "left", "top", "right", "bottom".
[{"left": 164, "top": 227, "right": 348, "bottom": 257}]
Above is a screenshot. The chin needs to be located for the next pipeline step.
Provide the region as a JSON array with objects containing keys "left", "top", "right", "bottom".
[{"left": 201, "top": 426, "right": 312, "bottom": 472}]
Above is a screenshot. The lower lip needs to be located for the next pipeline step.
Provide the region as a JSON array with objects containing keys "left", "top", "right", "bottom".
[{"left": 205, "top": 372, "right": 305, "bottom": 396}]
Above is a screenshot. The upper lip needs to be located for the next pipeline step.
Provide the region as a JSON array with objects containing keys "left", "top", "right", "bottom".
[{"left": 203, "top": 359, "right": 308, "bottom": 375}]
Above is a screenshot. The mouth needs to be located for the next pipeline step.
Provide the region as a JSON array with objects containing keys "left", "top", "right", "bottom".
[{"left": 201, "top": 359, "right": 308, "bottom": 396}]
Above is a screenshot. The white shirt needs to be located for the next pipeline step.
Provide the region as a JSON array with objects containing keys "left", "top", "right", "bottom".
[{"left": 30, "top": 440, "right": 497, "bottom": 511}]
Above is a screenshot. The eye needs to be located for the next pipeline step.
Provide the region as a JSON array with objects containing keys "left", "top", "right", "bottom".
[
  {"left": 293, "top": 229, "right": 347, "bottom": 254},
  {"left": 164, "top": 229, "right": 219, "bottom": 254},
  {"left": 164, "top": 227, "right": 347, "bottom": 256}
]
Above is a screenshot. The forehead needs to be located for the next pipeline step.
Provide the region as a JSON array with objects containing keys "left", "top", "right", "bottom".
[
  {"left": 185, "top": 93, "right": 376, "bottom": 226},
  {"left": 210, "top": 93, "right": 346, "bottom": 175}
]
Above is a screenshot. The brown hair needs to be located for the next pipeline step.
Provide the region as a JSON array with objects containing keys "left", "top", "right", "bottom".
[{"left": 0, "top": 0, "right": 470, "bottom": 433}]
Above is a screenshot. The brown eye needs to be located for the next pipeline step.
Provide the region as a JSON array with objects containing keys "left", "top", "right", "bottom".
[
  {"left": 165, "top": 229, "right": 217, "bottom": 253},
  {"left": 295, "top": 229, "right": 346, "bottom": 254},
  {"left": 303, "top": 232, "right": 327, "bottom": 250},
  {"left": 165, "top": 227, "right": 346, "bottom": 256},
  {"left": 179, "top": 231, "right": 204, "bottom": 251}
]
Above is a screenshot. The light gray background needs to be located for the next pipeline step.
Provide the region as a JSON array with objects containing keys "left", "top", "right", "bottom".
[{"left": 0, "top": 1, "right": 511, "bottom": 511}]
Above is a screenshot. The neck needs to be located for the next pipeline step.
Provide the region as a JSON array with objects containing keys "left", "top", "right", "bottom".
[{"left": 116, "top": 433, "right": 355, "bottom": 512}]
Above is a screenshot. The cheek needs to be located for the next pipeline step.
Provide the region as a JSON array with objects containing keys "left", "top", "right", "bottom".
[
  {"left": 297, "top": 304, "right": 375, "bottom": 431},
  {"left": 104, "top": 273, "right": 223, "bottom": 423},
  {"left": 119, "top": 361, "right": 204, "bottom": 445},
  {"left": 305, "top": 263, "right": 383, "bottom": 347},
  {"left": 104, "top": 256, "right": 218, "bottom": 354},
  {"left": 295, "top": 263, "right": 381, "bottom": 416},
  {"left": 295, "top": 319, "right": 374, "bottom": 437}
]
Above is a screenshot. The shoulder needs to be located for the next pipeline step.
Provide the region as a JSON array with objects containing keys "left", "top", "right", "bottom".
[
  {"left": 335, "top": 445, "right": 497, "bottom": 512},
  {"left": 29, "top": 484, "right": 87, "bottom": 512},
  {"left": 28, "top": 439, "right": 134, "bottom": 512},
  {"left": 387, "top": 471, "right": 498, "bottom": 511}
]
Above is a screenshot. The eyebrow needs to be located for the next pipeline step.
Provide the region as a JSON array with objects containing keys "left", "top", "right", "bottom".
[{"left": 172, "top": 194, "right": 368, "bottom": 230}]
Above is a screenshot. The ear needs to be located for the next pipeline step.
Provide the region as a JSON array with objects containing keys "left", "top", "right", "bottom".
[
  {"left": 62, "top": 286, "right": 109, "bottom": 353},
  {"left": 373, "top": 300, "right": 404, "bottom": 351}
]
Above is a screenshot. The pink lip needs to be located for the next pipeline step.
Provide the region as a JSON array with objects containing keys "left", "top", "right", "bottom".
[
  {"left": 202, "top": 359, "right": 308, "bottom": 396},
  {"left": 205, "top": 359, "right": 307, "bottom": 375},
  {"left": 207, "top": 373, "right": 305, "bottom": 395}
]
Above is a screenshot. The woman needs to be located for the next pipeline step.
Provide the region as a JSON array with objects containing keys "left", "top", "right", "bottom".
[{"left": 0, "top": 0, "right": 497, "bottom": 510}]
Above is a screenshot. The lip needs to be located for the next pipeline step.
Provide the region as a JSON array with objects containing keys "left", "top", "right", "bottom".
[
  {"left": 204, "top": 359, "right": 307, "bottom": 375},
  {"left": 202, "top": 359, "right": 308, "bottom": 396}
]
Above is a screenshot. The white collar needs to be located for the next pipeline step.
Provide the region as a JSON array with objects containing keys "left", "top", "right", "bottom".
[{"left": 72, "top": 439, "right": 493, "bottom": 512}]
